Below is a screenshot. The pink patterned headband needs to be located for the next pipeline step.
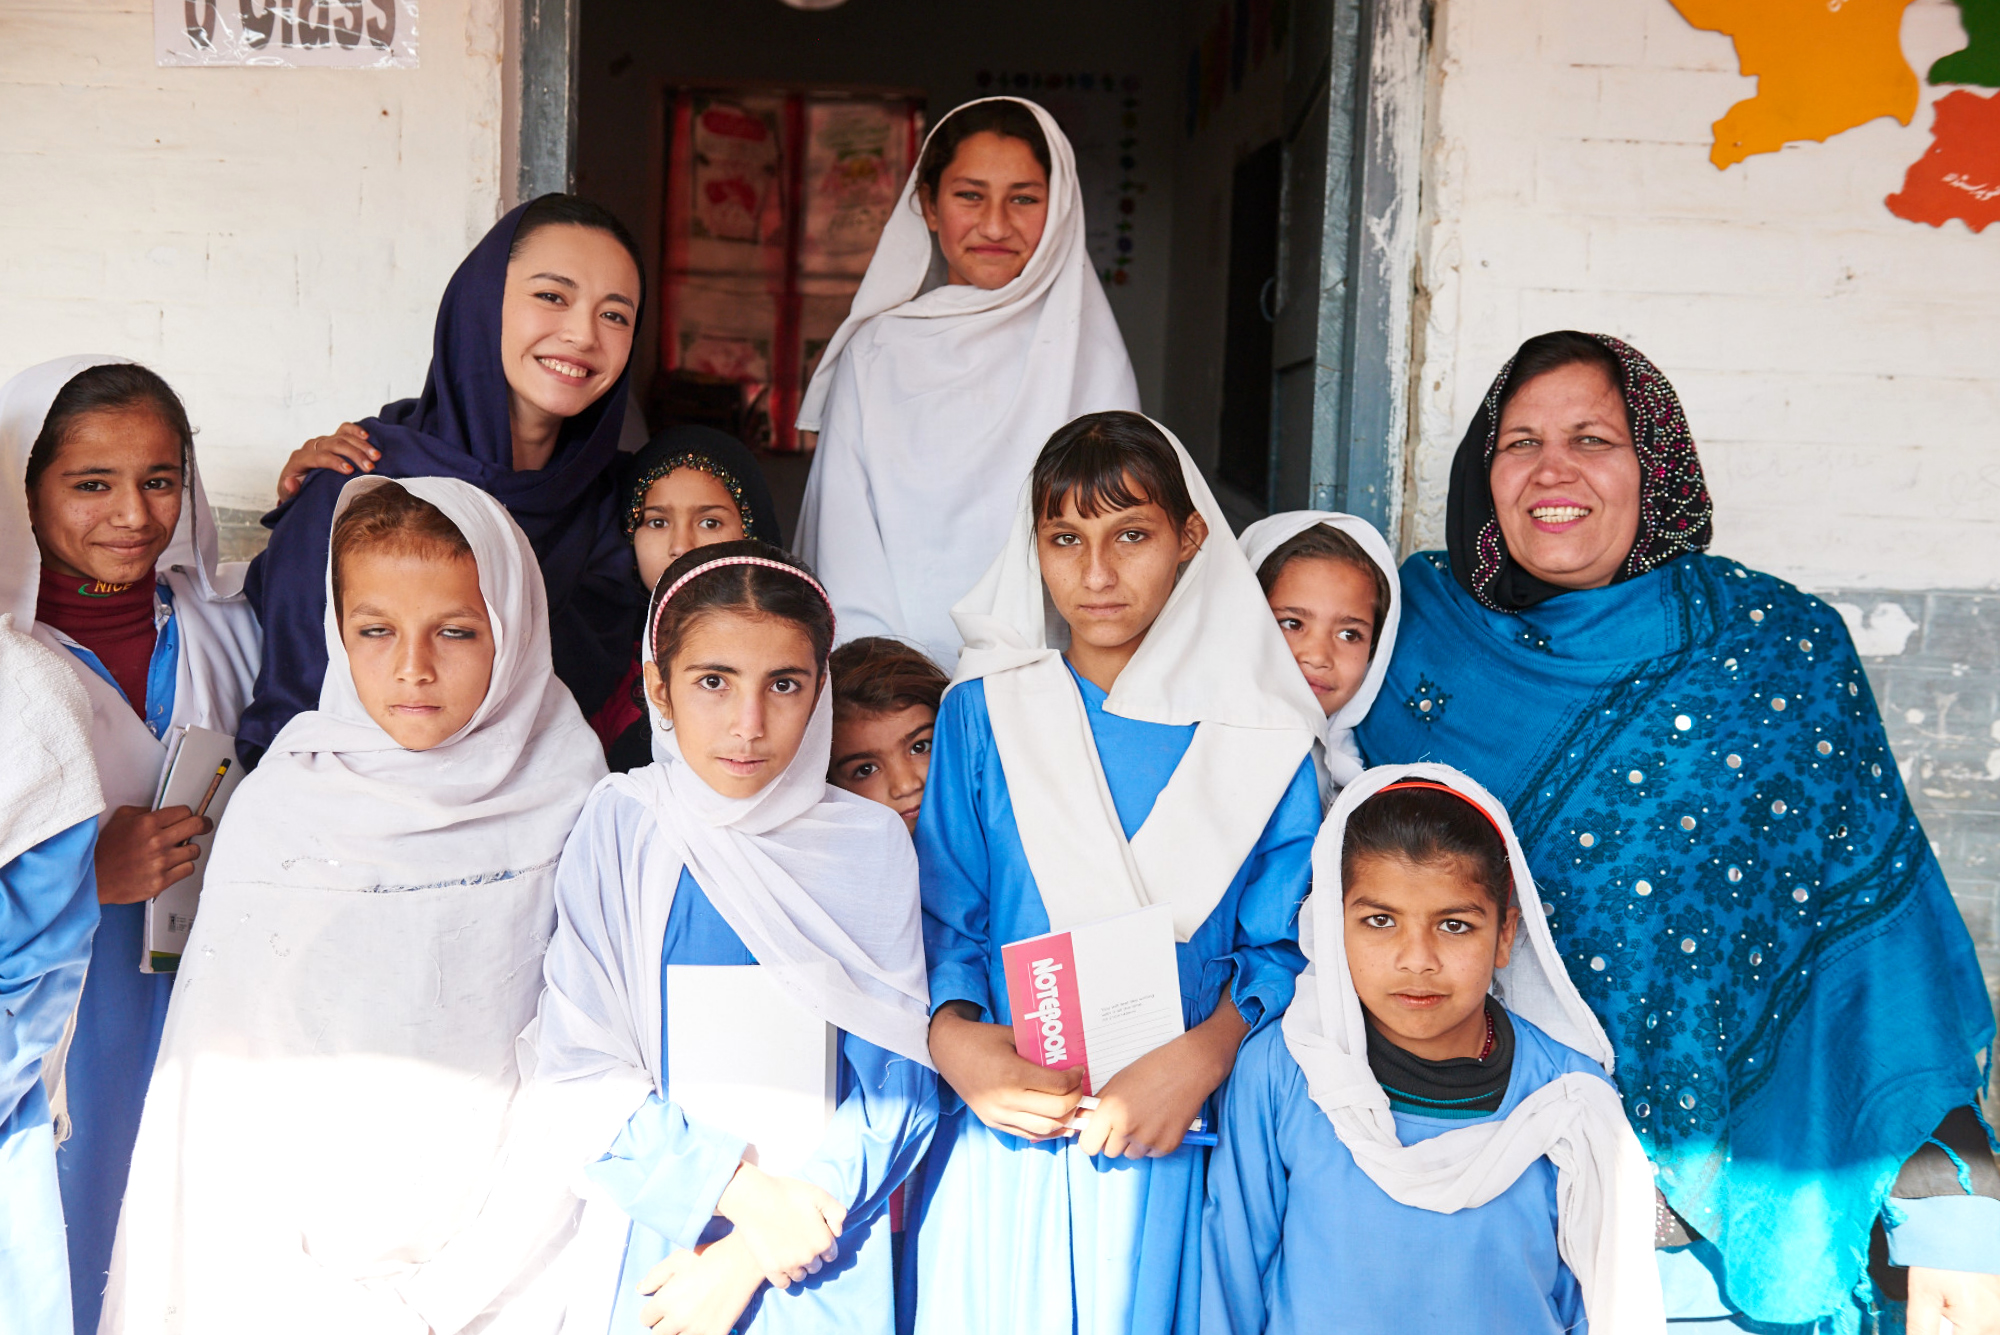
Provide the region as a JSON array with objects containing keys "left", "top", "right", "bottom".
[{"left": 647, "top": 554, "right": 836, "bottom": 652}]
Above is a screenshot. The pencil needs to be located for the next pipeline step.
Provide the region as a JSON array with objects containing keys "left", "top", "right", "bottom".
[{"left": 192, "top": 759, "right": 231, "bottom": 819}]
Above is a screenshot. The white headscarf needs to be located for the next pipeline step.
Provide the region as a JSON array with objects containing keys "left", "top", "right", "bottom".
[
  {"left": 103, "top": 476, "right": 607, "bottom": 1335},
  {"left": 948, "top": 417, "right": 1322, "bottom": 941},
  {"left": 0, "top": 354, "right": 259, "bottom": 810},
  {"left": 1237, "top": 511, "right": 1403, "bottom": 796},
  {"left": 792, "top": 97, "right": 1141, "bottom": 665},
  {"left": 1282, "top": 763, "right": 1664, "bottom": 1333}
]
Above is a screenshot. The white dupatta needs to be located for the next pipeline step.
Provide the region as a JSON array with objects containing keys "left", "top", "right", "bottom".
[
  {"left": 1237, "top": 510, "right": 1403, "bottom": 798},
  {"left": 1282, "top": 763, "right": 1665, "bottom": 1333},
  {"left": 947, "top": 418, "right": 1323, "bottom": 941},
  {"left": 103, "top": 477, "right": 608, "bottom": 1335},
  {"left": 792, "top": 97, "right": 1140, "bottom": 664}
]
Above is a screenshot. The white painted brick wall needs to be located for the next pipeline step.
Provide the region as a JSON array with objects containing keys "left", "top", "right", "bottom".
[
  {"left": 1412, "top": 0, "right": 2000, "bottom": 593},
  {"left": 0, "top": 0, "right": 505, "bottom": 513}
]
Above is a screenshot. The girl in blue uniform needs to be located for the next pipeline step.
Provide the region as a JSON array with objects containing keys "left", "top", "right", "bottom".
[
  {"left": 2, "top": 356, "right": 260, "bottom": 1334},
  {"left": 911, "top": 411, "right": 1326, "bottom": 1335},
  {"left": 531, "top": 539, "right": 938, "bottom": 1335},
  {"left": 1202, "top": 764, "right": 1663, "bottom": 1335},
  {"left": 0, "top": 622, "right": 103, "bottom": 1335}
]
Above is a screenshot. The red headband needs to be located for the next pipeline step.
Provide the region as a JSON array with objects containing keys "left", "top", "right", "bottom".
[
  {"left": 1372, "top": 779, "right": 1510, "bottom": 847},
  {"left": 648, "top": 554, "right": 836, "bottom": 654}
]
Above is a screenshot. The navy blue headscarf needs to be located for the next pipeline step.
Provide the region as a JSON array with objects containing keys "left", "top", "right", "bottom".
[{"left": 239, "top": 200, "right": 642, "bottom": 758}]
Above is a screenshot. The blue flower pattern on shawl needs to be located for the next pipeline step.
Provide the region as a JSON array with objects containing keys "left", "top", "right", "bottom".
[{"left": 1361, "top": 551, "right": 1992, "bottom": 1332}]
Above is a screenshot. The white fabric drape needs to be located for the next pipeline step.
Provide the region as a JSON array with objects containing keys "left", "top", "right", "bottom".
[
  {"left": 946, "top": 418, "right": 1322, "bottom": 941},
  {"left": 0, "top": 615, "right": 102, "bottom": 870},
  {"left": 792, "top": 97, "right": 1140, "bottom": 665},
  {"left": 102, "top": 476, "right": 608, "bottom": 1335},
  {"left": 1236, "top": 511, "right": 1403, "bottom": 798},
  {"left": 0, "top": 354, "right": 259, "bottom": 812},
  {"left": 1281, "top": 762, "right": 1665, "bottom": 1333}
]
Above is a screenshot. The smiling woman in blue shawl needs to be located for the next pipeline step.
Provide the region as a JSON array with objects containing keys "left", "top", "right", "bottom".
[
  {"left": 238, "top": 194, "right": 647, "bottom": 759},
  {"left": 1358, "top": 331, "right": 1997, "bottom": 1334}
]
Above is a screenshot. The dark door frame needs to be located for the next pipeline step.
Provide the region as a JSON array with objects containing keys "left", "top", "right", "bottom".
[{"left": 1270, "top": 0, "right": 1427, "bottom": 540}]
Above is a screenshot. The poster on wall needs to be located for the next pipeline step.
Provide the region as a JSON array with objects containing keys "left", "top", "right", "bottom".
[
  {"left": 156, "top": 0, "right": 419, "bottom": 67},
  {"left": 660, "top": 87, "right": 921, "bottom": 452}
]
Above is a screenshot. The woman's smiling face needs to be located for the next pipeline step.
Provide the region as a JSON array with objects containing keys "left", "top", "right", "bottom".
[
  {"left": 499, "top": 224, "right": 640, "bottom": 437},
  {"left": 1488, "top": 360, "right": 1641, "bottom": 592}
]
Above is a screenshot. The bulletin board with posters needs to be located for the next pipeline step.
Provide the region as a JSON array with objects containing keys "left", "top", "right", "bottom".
[{"left": 660, "top": 88, "right": 924, "bottom": 452}]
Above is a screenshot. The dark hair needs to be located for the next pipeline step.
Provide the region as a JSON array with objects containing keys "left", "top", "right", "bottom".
[
  {"left": 829, "top": 637, "right": 948, "bottom": 720},
  {"left": 26, "top": 363, "right": 193, "bottom": 492},
  {"left": 1494, "top": 330, "right": 1626, "bottom": 423},
  {"left": 330, "top": 482, "right": 475, "bottom": 619},
  {"left": 1341, "top": 784, "right": 1512, "bottom": 912},
  {"left": 510, "top": 193, "right": 647, "bottom": 305},
  {"left": 1031, "top": 411, "right": 1197, "bottom": 530},
  {"left": 916, "top": 100, "right": 1053, "bottom": 206},
  {"left": 649, "top": 538, "right": 835, "bottom": 678},
  {"left": 1255, "top": 524, "right": 1392, "bottom": 659}
]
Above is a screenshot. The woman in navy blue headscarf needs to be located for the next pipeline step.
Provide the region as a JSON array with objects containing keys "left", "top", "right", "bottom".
[
  {"left": 1358, "top": 332, "right": 1998, "bottom": 1334},
  {"left": 238, "top": 194, "right": 646, "bottom": 758}
]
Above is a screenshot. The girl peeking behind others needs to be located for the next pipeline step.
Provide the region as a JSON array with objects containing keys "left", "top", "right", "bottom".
[
  {"left": 910, "top": 411, "right": 1325, "bottom": 1335},
  {"left": 593, "top": 424, "right": 784, "bottom": 773},
  {"left": 794, "top": 98, "right": 1140, "bottom": 664},
  {"left": 102, "top": 478, "right": 607, "bottom": 1335},
  {"left": 1201, "top": 766, "right": 1664, "bottom": 1335},
  {"left": 0, "top": 355, "right": 260, "bottom": 1333},
  {"left": 529, "top": 540, "right": 938, "bottom": 1335},
  {"left": 243, "top": 194, "right": 649, "bottom": 760},
  {"left": 826, "top": 637, "right": 948, "bottom": 835},
  {"left": 1238, "top": 513, "right": 1400, "bottom": 806}
]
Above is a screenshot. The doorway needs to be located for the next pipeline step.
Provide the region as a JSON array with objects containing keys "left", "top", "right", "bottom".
[{"left": 516, "top": 0, "right": 1424, "bottom": 540}]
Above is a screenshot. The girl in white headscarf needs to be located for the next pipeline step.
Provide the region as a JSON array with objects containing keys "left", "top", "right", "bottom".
[
  {"left": 101, "top": 476, "right": 607, "bottom": 1335},
  {"left": 1237, "top": 512, "right": 1402, "bottom": 804},
  {"left": 1201, "top": 763, "right": 1663, "bottom": 1334},
  {"left": 527, "top": 538, "right": 936, "bottom": 1335},
  {"left": 793, "top": 97, "right": 1140, "bottom": 666},
  {"left": 0, "top": 355, "right": 260, "bottom": 1331},
  {"left": 911, "top": 412, "right": 1324, "bottom": 1335}
]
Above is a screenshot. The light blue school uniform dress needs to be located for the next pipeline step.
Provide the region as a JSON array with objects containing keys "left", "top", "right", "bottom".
[
  {"left": 1200, "top": 1018, "right": 1599, "bottom": 1335},
  {"left": 1, "top": 817, "right": 100, "bottom": 1335},
  {"left": 909, "top": 666, "right": 1320, "bottom": 1335},
  {"left": 54, "top": 592, "right": 180, "bottom": 1335},
  {"left": 563, "top": 788, "right": 938, "bottom": 1335}
]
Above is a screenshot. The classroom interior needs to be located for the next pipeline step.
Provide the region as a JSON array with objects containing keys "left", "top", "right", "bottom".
[{"left": 574, "top": 0, "right": 1314, "bottom": 535}]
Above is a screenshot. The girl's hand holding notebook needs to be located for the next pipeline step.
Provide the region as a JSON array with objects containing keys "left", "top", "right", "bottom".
[
  {"left": 712, "top": 1162, "right": 845, "bottom": 1288},
  {"left": 1071, "top": 998, "right": 1247, "bottom": 1159},
  {"left": 929, "top": 1002, "right": 1086, "bottom": 1143}
]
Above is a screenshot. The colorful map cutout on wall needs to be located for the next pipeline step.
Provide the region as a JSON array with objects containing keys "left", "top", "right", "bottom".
[
  {"left": 1886, "top": 88, "right": 2000, "bottom": 231},
  {"left": 1670, "top": 0, "right": 1920, "bottom": 168},
  {"left": 1930, "top": 0, "right": 2000, "bottom": 86}
]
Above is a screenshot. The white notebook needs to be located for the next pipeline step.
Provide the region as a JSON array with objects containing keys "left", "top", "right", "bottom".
[
  {"left": 665, "top": 964, "right": 839, "bottom": 1179},
  {"left": 142, "top": 725, "right": 245, "bottom": 973}
]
